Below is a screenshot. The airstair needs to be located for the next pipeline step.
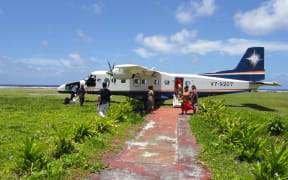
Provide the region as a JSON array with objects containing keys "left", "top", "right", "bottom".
[{"left": 172, "top": 94, "right": 181, "bottom": 108}]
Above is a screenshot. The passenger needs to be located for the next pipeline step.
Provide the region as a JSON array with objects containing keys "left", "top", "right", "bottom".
[
  {"left": 70, "top": 84, "right": 78, "bottom": 100},
  {"left": 146, "top": 85, "right": 155, "bottom": 113},
  {"left": 175, "top": 79, "right": 183, "bottom": 97},
  {"left": 190, "top": 85, "right": 198, "bottom": 114},
  {"left": 97, "top": 82, "right": 111, "bottom": 117},
  {"left": 78, "top": 85, "right": 86, "bottom": 106},
  {"left": 181, "top": 86, "right": 192, "bottom": 115}
]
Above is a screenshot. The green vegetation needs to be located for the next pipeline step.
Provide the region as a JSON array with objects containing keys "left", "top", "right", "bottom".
[
  {"left": 0, "top": 88, "right": 145, "bottom": 179},
  {"left": 189, "top": 92, "right": 288, "bottom": 179}
]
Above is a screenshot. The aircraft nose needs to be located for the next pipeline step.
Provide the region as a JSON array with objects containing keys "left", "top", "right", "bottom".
[{"left": 57, "top": 84, "right": 66, "bottom": 92}]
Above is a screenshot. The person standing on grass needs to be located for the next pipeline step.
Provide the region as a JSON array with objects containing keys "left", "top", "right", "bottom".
[
  {"left": 190, "top": 85, "right": 198, "bottom": 114},
  {"left": 78, "top": 85, "right": 86, "bottom": 106},
  {"left": 146, "top": 85, "right": 155, "bottom": 113},
  {"left": 70, "top": 84, "right": 78, "bottom": 100},
  {"left": 97, "top": 82, "right": 111, "bottom": 117}
]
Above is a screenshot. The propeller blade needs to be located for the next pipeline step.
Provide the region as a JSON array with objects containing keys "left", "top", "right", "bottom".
[{"left": 108, "top": 61, "right": 112, "bottom": 72}]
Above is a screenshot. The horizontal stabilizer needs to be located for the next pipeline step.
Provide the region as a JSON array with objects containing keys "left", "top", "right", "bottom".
[{"left": 250, "top": 81, "right": 280, "bottom": 89}]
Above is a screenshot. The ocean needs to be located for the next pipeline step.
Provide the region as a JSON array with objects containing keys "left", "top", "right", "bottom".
[{"left": 0, "top": 84, "right": 59, "bottom": 88}]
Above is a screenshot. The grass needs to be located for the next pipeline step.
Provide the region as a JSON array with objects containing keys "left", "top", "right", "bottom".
[
  {"left": 0, "top": 88, "right": 144, "bottom": 179},
  {"left": 1, "top": 88, "right": 288, "bottom": 179},
  {"left": 220, "top": 92, "right": 288, "bottom": 116},
  {"left": 189, "top": 92, "right": 288, "bottom": 179}
]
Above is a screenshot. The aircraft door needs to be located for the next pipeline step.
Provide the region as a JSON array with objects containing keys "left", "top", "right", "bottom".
[
  {"left": 85, "top": 75, "right": 96, "bottom": 87},
  {"left": 132, "top": 74, "right": 141, "bottom": 88},
  {"left": 174, "top": 77, "right": 183, "bottom": 97}
]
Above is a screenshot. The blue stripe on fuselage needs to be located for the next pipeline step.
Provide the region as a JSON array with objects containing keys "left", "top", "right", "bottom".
[{"left": 203, "top": 74, "right": 264, "bottom": 81}]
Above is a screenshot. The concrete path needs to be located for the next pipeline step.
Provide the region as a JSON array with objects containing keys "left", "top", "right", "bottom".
[{"left": 92, "top": 108, "right": 211, "bottom": 180}]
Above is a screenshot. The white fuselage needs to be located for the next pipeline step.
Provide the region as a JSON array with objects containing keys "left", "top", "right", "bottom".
[{"left": 58, "top": 70, "right": 252, "bottom": 100}]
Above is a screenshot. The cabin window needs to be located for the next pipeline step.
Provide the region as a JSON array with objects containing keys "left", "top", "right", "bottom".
[
  {"left": 134, "top": 79, "right": 140, "bottom": 84},
  {"left": 104, "top": 78, "right": 110, "bottom": 83},
  {"left": 154, "top": 80, "right": 160, "bottom": 85},
  {"left": 121, "top": 79, "right": 126, "bottom": 83},
  {"left": 185, "top": 81, "right": 191, "bottom": 86},
  {"left": 142, "top": 79, "right": 147, "bottom": 84},
  {"left": 164, "top": 80, "right": 170, "bottom": 85}
]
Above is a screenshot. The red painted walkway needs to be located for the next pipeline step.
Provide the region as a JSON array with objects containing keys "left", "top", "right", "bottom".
[{"left": 92, "top": 108, "right": 211, "bottom": 180}]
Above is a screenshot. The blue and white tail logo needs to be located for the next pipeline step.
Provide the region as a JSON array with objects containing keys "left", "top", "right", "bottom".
[{"left": 203, "top": 47, "right": 265, "bottom": 81}]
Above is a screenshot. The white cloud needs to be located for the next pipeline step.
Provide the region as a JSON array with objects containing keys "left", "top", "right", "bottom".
[
  {"left": 8, "top": 52, "right": 86, "bottom": 70},
  {"left": 234, "top": 0, "right": 288, "bottom": 35},
  {"left": 141, "top": 35, "right": 175, "bottom": 53},
  {"left": 69, "top": 52, "right": 84, "bottom": 65},
  {"left": 134, "top": 48, "right": 156, "bottom": 58},
  {"left": 135, "top": 29, "right": 288, "bottom": 57},
  {"left": 170, "top": 29, "right": 197, "bottom": 44},
  {"left": 59, "top": 59, "right": 71, "bottom": 68},
  {"left": 176, "top": 0, "right": 215, "bottom": 24},
  {"left": 77, "top": 29, "right": 92, "bottom": 42},
  {"left": 18, "top": 58, "right": 62, "bottom": 66},
  {"left": 42, "top": 40, "right": 48, "bottom": 47}
]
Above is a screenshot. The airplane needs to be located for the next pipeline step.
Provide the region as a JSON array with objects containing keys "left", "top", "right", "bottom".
[{"left": 57, "top": 47, "right": 280, "bottom": 106}]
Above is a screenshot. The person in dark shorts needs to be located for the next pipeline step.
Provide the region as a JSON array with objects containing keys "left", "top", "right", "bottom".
[
  {"left": 97, "top": 82, "right": 111, "bottom": 117},
  {"left": 78, "top": 85, "right": 86, "bottom": 106}
]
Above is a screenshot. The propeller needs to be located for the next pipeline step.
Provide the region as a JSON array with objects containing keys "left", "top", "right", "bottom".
[
  {"left": 107, "top": 61, "right": 116, "bottom": 83},
  {"left": 107, "top": 61, "right": 114, "bottom": 76}
]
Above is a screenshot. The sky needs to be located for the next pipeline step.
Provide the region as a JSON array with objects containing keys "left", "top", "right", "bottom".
[{"left": 0, "top": 0, "right": 287, "bottom": 89}]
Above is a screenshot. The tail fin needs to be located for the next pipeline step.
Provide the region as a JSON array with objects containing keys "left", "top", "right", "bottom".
[{"left": 204, "top": 47, "right": 265, "bottom": 81}]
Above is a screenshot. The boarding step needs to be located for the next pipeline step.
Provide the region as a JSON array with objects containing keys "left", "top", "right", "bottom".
[{"left": 173, "top": 94, "right": 181, "bottom": 108}]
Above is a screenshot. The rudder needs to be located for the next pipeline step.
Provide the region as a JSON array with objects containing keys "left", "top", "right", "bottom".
[{"left": 203, "top": 47, "right": 265, "bottom": 81}]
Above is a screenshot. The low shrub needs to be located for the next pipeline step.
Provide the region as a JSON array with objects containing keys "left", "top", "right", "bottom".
[
  {"left": 73, "top": 123, "right": 96, "bottom": 142},
  {"left": 237, "top": 125, "right": 266, "bottom": 162},
  {"left": 267, "top": 116, "right": 286, "bottom": 136},
  {"left": 15, "top": 137, "right": 47, "bottom": 176},
  {"left": 94, "top": 116, "right": 117, "bottom": 133},
  {"left": 106, "top": 102, "right": 133, "bottom": 122},
  {"left": 52, "top": 126, "right": 74, "bottom": 158},
  {"left": 253, "top": 141, "right": 288, "bottom": 179}
]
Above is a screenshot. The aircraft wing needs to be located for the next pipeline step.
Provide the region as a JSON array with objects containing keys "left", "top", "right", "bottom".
[{"left": 112, "top": 64, "right": 160, "bottom": 79}]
